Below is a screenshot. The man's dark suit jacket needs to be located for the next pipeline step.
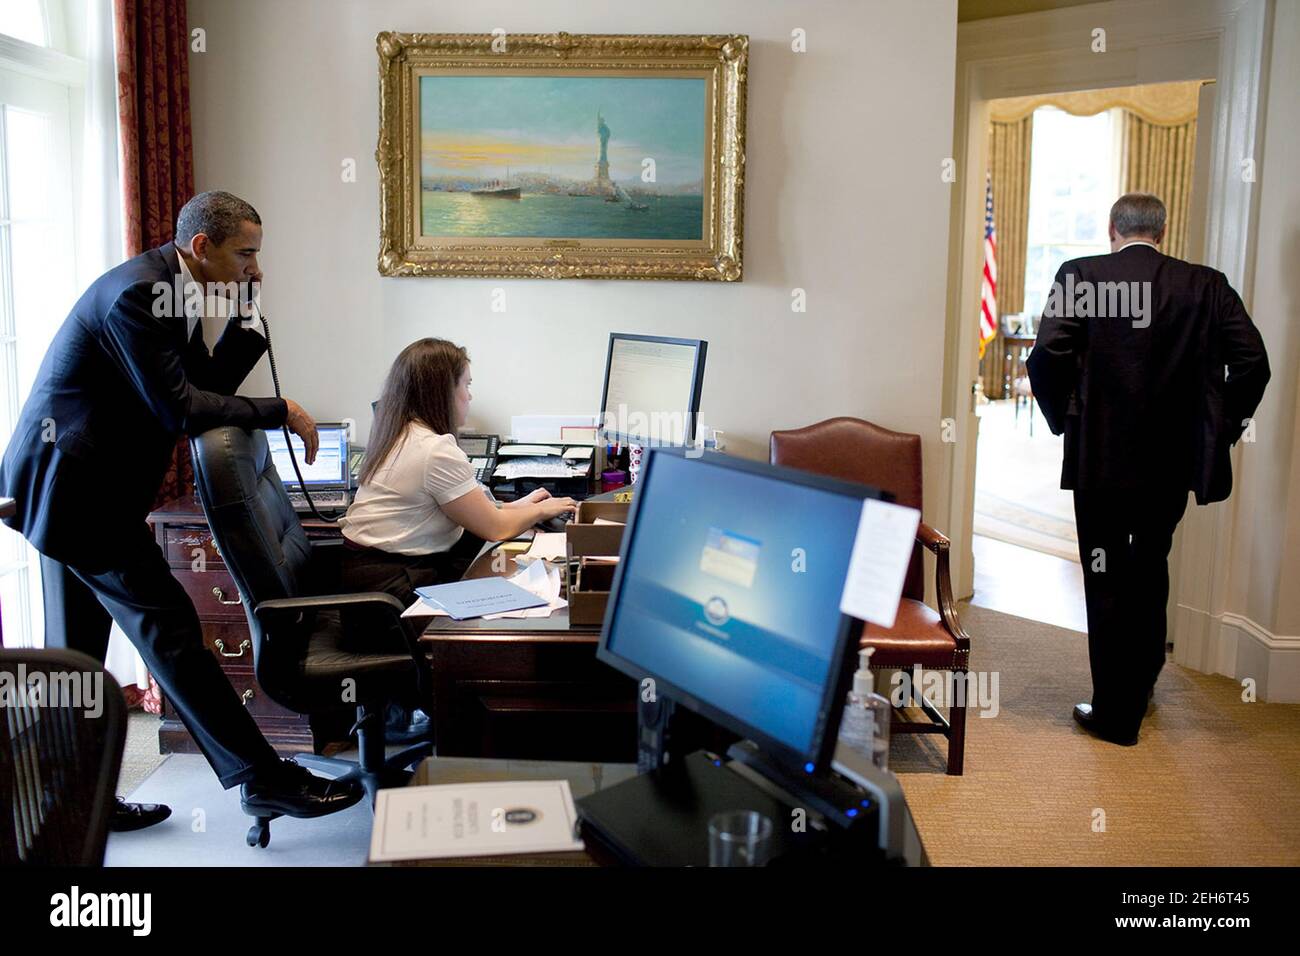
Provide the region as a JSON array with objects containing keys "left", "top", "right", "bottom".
[
  {"left": 0, "top": 242, "right": 287, "bottom": 572},
  {"left": 1026, "top": 243, "right": 1270, "bottom": 505}
]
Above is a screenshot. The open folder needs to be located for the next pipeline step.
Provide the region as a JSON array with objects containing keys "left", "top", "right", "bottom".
[{"left": 414, "top": 577, "right": 547, "bottom": 620}]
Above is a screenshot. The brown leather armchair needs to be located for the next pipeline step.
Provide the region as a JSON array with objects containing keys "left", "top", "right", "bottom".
[{"left": 770, "top": 417, "right": 970, "bottom": 775}]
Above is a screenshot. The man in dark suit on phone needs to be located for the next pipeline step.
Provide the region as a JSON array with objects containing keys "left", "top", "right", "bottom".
[
  {"left": 1028, "top": 192, "right": 1269, "bottom": 746},
  {"left": 0, "top": 191, "right": 360, "bottom": 829}
]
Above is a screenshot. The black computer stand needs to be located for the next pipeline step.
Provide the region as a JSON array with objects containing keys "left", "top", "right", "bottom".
[{"left": 576, "top": 696, "right": 908, "bottom": 866}]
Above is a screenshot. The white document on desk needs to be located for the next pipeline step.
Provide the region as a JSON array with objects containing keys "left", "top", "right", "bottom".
[
  {"left": 483, "top": 559, "right": 566, "bottom": 619},
  {"left": 519, "top": 531, "right": 567, "bottom": 563},
  {"left": 839, "top": 498, "right": 921, "bottom": 628},
  {"left": 369, "top": 780, "right": 584, "bottom": 862},
  {"left": 401, "top": 558, "right": 566, "bottom": 620},
  {"left": 498, "top": 444, "right": 564, "bottom": 457}
]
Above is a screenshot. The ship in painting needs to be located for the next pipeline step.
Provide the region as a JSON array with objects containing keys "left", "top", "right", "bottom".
[{"left": 471, "top": 166, "right": 521, "bottom": 199}]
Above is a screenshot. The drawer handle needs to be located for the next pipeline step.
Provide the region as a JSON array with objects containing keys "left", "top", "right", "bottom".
[
  {"left": 211, "top": 586, "right": 242, "bottom": 606},
  {"left": 241, "top": 689, "right": 254, "bottom": 706},
  {"left": 214, "top": 638, "right": 250, "bottom": 659}
]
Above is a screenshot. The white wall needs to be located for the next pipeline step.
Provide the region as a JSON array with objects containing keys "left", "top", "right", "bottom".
[
  {"left": 187, "top": 0, "right": 958, "bottom": 516},
  {"left": 1234, "top": 0, "right": 1300, "bottom": 636}
]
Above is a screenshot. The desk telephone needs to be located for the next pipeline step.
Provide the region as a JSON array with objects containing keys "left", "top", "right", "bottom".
[{"left": 456, "top": 433, "right": 500, "bottom": 483}]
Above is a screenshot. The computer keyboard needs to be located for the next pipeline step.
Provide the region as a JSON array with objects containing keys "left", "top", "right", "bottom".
[{"left": 286, "top": 489, "right": 350, "bottom": 512}]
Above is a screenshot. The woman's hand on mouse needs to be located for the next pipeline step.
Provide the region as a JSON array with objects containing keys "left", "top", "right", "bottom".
[{"left": 540, "top": 497, "right": 578, "bottom": 520}]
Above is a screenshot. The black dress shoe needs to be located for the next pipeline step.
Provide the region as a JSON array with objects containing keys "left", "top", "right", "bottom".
[
  {"left": 1072, "top": 703, "right": 1139, "bottom": 746},
  {"left": 240, "top": 759, "right": 364, "bottom": 819},
  {"left": 109, "top": 797, "right": 172, "bottom": 832}
]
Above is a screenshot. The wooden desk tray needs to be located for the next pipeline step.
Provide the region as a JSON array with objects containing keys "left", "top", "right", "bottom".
[{"left": 565, "top": 501, "right": 628, "bottom": 626}]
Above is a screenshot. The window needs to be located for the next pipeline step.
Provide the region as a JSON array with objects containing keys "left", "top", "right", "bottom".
[
  {"left": 0, "top": 1, "right": 48, "bottom": 48},
  {"left": 0, "top": 0, "right": 80, "bottom": 646},
  {"left": 1022, "top": 107, "right": 1122, "bottom": 320}
]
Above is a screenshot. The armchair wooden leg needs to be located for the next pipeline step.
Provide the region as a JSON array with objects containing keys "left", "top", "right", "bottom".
[{"left": 947, "top": 683, "right": 968, "bottom": 776}]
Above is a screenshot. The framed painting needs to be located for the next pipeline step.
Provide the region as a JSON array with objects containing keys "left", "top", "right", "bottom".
[{"left": 375, "top": 32, "right": 747, "bottom": 280}]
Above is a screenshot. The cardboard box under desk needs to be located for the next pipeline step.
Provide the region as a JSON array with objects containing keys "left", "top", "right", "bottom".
[{"left": 565, "top": 501, "right": 628, "bottom": 626}]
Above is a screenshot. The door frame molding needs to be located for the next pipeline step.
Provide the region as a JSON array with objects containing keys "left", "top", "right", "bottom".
[{"left": 941, "top": 0, "right": 1272, "bottom": 673}]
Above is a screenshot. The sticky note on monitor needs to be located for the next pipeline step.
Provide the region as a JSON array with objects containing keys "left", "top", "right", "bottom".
[{"left": 839, "top": 499, "right": 922, "bottom": 628}]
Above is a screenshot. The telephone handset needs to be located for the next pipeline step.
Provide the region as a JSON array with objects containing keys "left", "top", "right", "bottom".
[{"left": 456, "top": 433, "right": 500, "bottom": 483}]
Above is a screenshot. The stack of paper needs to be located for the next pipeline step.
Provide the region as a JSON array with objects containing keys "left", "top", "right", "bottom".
[
  {"left": 493, "top": 456, "right": 590, "bottom": 480},
  {"left": 483, "top": 559, "right": 566, "bottom": 620}
]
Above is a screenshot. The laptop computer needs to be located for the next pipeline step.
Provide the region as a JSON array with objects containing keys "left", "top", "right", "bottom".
[{"left": 264, "top": 422, "right": 351, "bottom": 512}]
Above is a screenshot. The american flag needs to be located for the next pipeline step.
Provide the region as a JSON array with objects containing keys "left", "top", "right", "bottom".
[{"left": 980, "top": 173, "right": 998, "bottom": 358}]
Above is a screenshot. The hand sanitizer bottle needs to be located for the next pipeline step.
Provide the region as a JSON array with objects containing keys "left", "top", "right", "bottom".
[{"left": 838, "top": 647, "right": 891, "bottom": 770}]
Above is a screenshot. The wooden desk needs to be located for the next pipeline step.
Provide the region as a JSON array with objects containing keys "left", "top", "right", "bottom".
[
  {"left": 417, "top": 547, "right": 637, "bottom": 762},
  {"left": 384, "top": 756, "right": 639, "bottom": 867}
]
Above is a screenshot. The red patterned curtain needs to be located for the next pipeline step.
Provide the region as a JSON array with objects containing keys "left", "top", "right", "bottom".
[{"left": 114, "top": 0, "right": 196, "bottom": 510}]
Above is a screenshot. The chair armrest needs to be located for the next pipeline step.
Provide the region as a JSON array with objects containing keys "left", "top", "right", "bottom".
[
  {"left": 915, "top": 523, "right": 971, "bottom": 656},
  {"left": 916, "top": 521, "right": 949, "bottom": 553},
  {"left": 254, "top": 590, "right": 424, "bottom": 668},
  {"left": 253, "top": 592, "right": 405, "bottom": 633}
]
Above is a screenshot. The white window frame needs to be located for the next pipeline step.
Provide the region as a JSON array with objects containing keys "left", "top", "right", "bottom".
[{"left": 0, "top": 0, "right": 86, "bottom": 648}]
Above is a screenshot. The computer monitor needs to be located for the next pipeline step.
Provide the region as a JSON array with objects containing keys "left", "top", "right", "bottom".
[
  {"left": 598, "top": 333, "right": 707, "bottom": 448},
  {"left": 265, "top": 423, "right": 349, "bottom": 489},
  {"left": 596, "top": 449, "right": 889, "bottom": 774}
]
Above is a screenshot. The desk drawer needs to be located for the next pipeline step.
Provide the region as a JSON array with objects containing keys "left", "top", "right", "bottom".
[
  {"left": 173, "top": 568, "right": 247, "bottom": 621},
  {"left": 200, "top": 621, "right": 255, "bottom": 663},
  {"left": 223, "top": 666, "right": 302, "bottom": 721},
  {"left": 163, "top": 525, "right": 225, "bottom": 570}
]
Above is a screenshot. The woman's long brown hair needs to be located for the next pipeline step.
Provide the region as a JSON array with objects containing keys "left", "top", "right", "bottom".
[{"left": 360, "top": 337, "right": 468, "bottom": 485}]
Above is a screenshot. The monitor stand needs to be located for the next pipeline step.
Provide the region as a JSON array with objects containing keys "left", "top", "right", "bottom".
[{"left": 574, "top": 748, "right": 883, "bottom": 867}]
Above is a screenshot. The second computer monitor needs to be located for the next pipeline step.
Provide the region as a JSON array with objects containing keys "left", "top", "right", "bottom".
[
  {"left": 599, "top": 333, "right": 707, "bottom": 448},
  {"left": 596, "top": 449, "right": 887, "bottom": 774}
]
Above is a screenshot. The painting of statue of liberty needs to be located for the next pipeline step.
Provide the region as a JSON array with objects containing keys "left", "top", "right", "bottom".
[{"left": 418, "top": 75, "right": 707, "bottom": 241}]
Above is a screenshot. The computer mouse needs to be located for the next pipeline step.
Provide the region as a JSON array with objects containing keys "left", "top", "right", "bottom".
[{"left": 537, "top": 515, "right": 574, "bottom": 534}]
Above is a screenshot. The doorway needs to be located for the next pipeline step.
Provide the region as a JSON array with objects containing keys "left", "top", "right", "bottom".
[
  {"left": 941, "top": 0, "right": 1268, "bottom": 654},
  {"left": 968, "top": 84, "right": 1207, "bottom": 632}
]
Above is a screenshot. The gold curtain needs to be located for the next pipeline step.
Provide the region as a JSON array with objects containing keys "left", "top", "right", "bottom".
[
  {"left": 983, "top": 115, "right": 1032, "bottom": 399},
  {"left": 1120, "top": 111, "right": 1197, "bottom": 261}
]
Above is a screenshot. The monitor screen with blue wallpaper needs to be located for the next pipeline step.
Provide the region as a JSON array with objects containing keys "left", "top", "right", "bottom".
[{"left": 601, "top": 450, "right": 877, "bottom": 761}]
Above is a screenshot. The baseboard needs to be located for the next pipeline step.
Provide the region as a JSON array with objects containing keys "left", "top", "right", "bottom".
[{"left": 1173, "top": 606, "right": 1300, "bottom": 702}]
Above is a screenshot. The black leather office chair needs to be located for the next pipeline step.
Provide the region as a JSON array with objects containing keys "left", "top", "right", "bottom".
[
  {"left": 1, "top": 648, "right": 126, "bottom": 865},
  {"left": 189, "top": 426, "right": 432, "bottom": 848}
]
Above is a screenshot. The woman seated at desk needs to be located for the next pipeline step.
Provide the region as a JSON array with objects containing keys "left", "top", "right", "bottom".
[{"left": 338, "top": 337, "right": 577, "bottom": 610}]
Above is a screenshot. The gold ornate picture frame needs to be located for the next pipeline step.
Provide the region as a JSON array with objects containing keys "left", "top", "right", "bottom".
[{"left": 375, "top": 32, "right": 747, "bottom": 280}]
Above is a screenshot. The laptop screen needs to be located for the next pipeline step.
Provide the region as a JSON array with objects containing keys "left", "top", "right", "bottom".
[{"left": 265, "top": 424, "right": 349, "bottom": 488}]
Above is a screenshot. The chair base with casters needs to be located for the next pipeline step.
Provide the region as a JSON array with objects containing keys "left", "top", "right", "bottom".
[{"left": 245, "top": 703, "right": 432, "bottom": 848}]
